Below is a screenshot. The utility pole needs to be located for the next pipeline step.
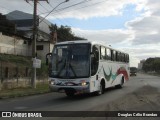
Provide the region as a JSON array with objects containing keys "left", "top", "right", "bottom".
[
  {"left": 26, "top": 0, "right": 48, "bottom": 88},
  {"left": 25, "top": 0, "right": 69, "bottom": 88}
]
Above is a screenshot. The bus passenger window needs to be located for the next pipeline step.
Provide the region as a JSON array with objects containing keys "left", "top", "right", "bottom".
[
  {"left": 116, "top": 51, "right": 118, "bottom": 61},
  {"left": 91, "top": 45, "right": 99, "bottom": 76},
  {"left": 127, "top": 55, "right": 129, "bottom": 63},
  {"left": 124, "top": 54, "right": 127, "bottom": 62},
  {"left": 121, "top": 53, "right": 125, "bottom": 62},
  {"left": 111, "top": 50, "right": 116, "bottom": 61},
  {"left": 119, "top": 53, "right": 123, "bottom": 62},
  {"left": 101, "top": 46, "right": 106, "bottom": 60},
  {"left": 106, "top": 48, "right": 111, "bottom": 60},
  {"left": 111, "top": 50, "right": 113, "bottom": 61}
]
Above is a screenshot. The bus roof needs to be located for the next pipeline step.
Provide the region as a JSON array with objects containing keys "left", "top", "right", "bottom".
[
  {"left": 55, "top": 40, "right": 91, "bottom": 45},
  {"left": 55, "top": 40, "right": 128, "bottom": 55}
]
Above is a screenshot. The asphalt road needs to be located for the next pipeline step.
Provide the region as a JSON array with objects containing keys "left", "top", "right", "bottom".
[{"left": 0, "top": 73, "right": 160, "bottom": 120}]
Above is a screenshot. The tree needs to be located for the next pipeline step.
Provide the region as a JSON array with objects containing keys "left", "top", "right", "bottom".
[
  {"left": 49, "top": 24, "right": 57, "bottom": 44},
  {"left": 49, "top": 24, "right": 86, "bottom": 42},
  {"left": 153, "top": 58, "right": 160, "bottom": 72},
  {"left": 142, "top": 57, "right": 160, "bottom": 73}
]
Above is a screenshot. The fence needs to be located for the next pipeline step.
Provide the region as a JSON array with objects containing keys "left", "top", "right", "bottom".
[
  {"left": 0, "top": 60, "right": 48, "bottom": 90},
  {"left": 0, "top": 60, "right": 31, "bottom": 90}
]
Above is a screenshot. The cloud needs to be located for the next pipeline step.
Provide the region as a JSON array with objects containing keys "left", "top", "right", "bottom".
[
  {"left": 72, "top": 28, "right": 133, "bottom": 45},
  {"left": 0, "top": 0, "right": 33, "bottom": 14},
  {"left": 0, "top": 0, "right": 142, "bottom": 19},
  {"left": 71, "top": 0, "right": 160, "bottom": 66},
  {"left": 48, "top": 0, "right": 142, "bottom": 20},
  {"left": 124, "top": 0, "right": 160, "bottom": 46}
]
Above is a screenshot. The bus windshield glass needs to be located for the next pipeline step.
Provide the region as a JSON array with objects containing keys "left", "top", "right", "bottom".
[{"left": 50, "top": 44, "right": 90, "bottom": 78}]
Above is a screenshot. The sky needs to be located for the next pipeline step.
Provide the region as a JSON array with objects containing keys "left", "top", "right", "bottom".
[{"left": 0, "top": 0, "right": 160, "bottom": 67}]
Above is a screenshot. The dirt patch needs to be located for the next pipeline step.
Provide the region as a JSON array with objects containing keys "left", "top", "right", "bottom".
[
  {"left": 86, "top": 85, "right": 160, "bottom": 120},
  {"left": 105, "top": 85, "right": 160, "bottom": 111}
]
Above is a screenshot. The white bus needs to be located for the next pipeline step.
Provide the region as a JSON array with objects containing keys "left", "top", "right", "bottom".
[{"left": 47, "top": 40, "right": 129, "bottom": 96}]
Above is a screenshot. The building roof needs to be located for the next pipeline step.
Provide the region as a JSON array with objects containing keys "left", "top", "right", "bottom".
[
  {"left": 6, "top": 10, "right": 51, "bottom": 35},
  {"left": 6, "top": 10, "right": 33, "bottom": 20}
]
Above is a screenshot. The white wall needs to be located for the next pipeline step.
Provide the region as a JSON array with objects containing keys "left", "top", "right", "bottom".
[
  {"left": 36, "top": 42, "right": 54, "bottom": 60},
  {"left": 0, "top": 33, "right": 32, "bottom": 56},
  {"left": 0, "top": 33, "right": 55, "bottom": 60}
]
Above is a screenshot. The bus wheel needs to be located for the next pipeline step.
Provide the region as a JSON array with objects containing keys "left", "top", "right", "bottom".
[
  {"left": 95, "top": 83, "right": 103, "bottom": 96},
  {"left": 65, "top": 91, "right": 75, "bottom": 97},
  {"left": 115, "top": 77, "right": 124, "bottom": 89}
]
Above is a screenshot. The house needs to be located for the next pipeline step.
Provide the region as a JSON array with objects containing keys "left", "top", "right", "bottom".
[{"left": 0, "top": 10, "right": 55, "bottom": 60}]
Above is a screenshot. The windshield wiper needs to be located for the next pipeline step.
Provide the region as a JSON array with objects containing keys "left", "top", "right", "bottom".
[
  {"left": 57, "top": 59, "right": 67, "bottom": 77},
  {"left": 68, "top": 63, "right": 77, "bottom": 78}
]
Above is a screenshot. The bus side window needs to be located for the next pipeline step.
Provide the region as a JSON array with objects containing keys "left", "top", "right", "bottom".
[
  {"left": 124, "top": 54, "right": 127, "bottom": 62},
  {"left": 120, "top": 53, "right": 123, "bottom": 62},
  {"left": 121, "top": 53, "right": 125, "bottom": 62},
  {"left": 111, "top": 50, "right": 116, "bottom": 61},
  {"left": 116, "top": 51, "right": 119, "bottom": 61},
  {"left": 106, "top": 48, "right": 111, "bottom": 60},
  {"left": 91, "top": 45, "right": 99, "bottom": 76},
  {"left": 111, "top": 50, "right": 113, "bottom": 61},
  {"left": 127, "top": 55, "right": 129, "bottom": 63},
  {"left": 125, "top": 54, "right": 129, "bottom": 63},
  {"left": 100, "top": 46, "right": 106, "bottom": 60}
]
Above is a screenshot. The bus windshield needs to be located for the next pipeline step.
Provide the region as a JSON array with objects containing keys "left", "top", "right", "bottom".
[{"left": 50, "top": 44, "right": 90, "bottom": 78}]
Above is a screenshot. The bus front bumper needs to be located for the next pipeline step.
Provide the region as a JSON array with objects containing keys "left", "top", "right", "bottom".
[{"left": 49, "top": 84, "right": 90, "bottom": 94}]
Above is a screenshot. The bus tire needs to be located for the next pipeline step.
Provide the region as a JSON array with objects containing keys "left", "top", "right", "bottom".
[
  {"left": 115, "top": 77, "right": 124, "bottom": 89},
  {"left": 95, "top": 82, "right": 104, "bottom": 96},
  {"left": 65, "top": 91, "right": 75, "bottom": 97}
]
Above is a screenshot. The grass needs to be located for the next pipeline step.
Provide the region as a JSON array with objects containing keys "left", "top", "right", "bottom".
[
  {"left": 0, "top": 83, "right": 50, "bottom": 99},
  {"left": 0, "top": 54, "right": 32, "bottom": 67}
]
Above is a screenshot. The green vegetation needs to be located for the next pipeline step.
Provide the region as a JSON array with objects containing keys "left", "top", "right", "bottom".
[
  {"left": 49, "top": 24, "right": 86, "bottom": 42},
  {"left": 0, "top": 54, "right": 32, "bottom": 67},
  {"left": 0, "top": 83, "right": 50, "bottom": 99},
  {"left": 0, "top": 53, "right": 48, "bottom": 79},
  {"left": 0, "top": 54, "right": 49, "bottom": 93},
  {"left": 37, "top": 61, "right": 48, "bottom": 79},
  {"left": 142, "top": 57, "right": 160, "bottom": 73}
]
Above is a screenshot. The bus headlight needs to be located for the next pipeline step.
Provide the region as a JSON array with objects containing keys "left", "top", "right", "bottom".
[
  {"left": 81, "top": 82, "right": 87, "bottom": 86},
  {"left": 80, "top": 80, "right": 88, "bottom": 86}
]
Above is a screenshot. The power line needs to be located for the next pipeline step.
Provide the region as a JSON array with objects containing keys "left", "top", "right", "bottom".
[
  {"left": 25, "top": 1, "right": 74, "bottom": 39},
  {"left": 38, "top": 2, "right": 50, "bottom": 12},
  {"left": 41, "top": 0, "right": 101, "bottom": 38},
  {"left": 28, "top": 1, "right": 45, "bottom": 14},
  {"left": 0, "top": 1, "right": 87, "bottom": 39},
  {"left": 49, "top": 0, "right": 108, "bottom": 16},
  {"left": 0, "top": 2, "right": 74, "bottom": 39},
  {"left": 26, "top": 1, "right": 52, "bottom": 27},
  {"left": 48, "top": 0, "right": 54, "bottom": 8},
  {"left": 0, "top": 5, "right": 12, "bottom": 12},
  {"left": 40, "top": 0, "right": 94, "bottom": 15},
  {"left": 39, "top": 0, "right": 69, "bottom": 24}
]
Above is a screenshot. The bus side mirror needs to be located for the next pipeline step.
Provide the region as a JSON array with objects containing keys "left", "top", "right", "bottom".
[
  {"left": 90, "top": 52, "right": 95, "bottom": 58},
  {"left": 46, "top": 53, "right": 52, "bottom": 65}
]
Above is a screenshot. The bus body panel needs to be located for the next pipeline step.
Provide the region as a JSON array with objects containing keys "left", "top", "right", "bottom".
[
  {"left": 48, "top": 40, "right": 130, "bottom": 95},
  {"left": 97, "top": 61, "right": 129, "bottom": 89}
]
